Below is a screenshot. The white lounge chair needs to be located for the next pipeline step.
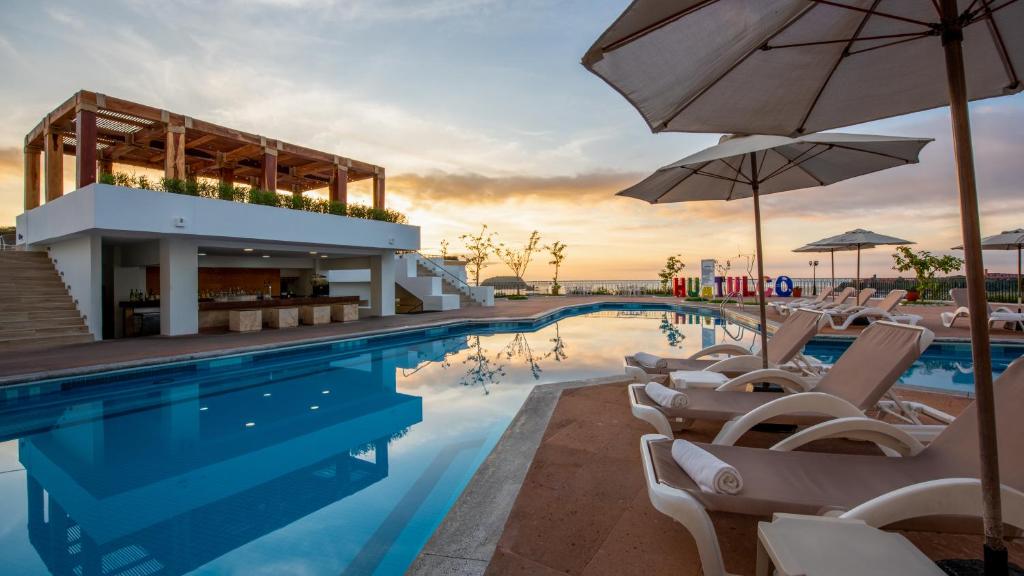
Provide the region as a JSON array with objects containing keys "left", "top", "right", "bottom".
[
  {"left": 624, "top": 309, "right": 828, "bottom": 382},
  {"left": 638, "top": 357, "right": 1024, "bottom": 576},
  {"left": 630, "top": 322, "right": 952, "bottom": 442},
  {"left": 823, "top": 290, "right": 923, "bottom": 330},
  {"left": 769, "top": 286, "right": 833, "bottom": 315},
  {"left": 784, "top": 286, "right": 857, "bottom": 315},
  {"left": 941, "top": 288, "right": 1024, "bottom": 330}
]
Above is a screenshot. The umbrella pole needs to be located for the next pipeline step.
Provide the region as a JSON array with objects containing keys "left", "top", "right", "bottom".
[
  {"left": 1018, "top": 245, "right": 1021, "bottom": 310},
  {"left": 749, "top": 152, "right": 769, "bottom": 370},
  {"left": 831, "top": 250, "right": 835, "bottom": 300},
  {"left": 856, "top": 245, "right": 861, "bottom": 292},
  {"left": 940, "top": 2, "right": 1005, "bottom": 571}
]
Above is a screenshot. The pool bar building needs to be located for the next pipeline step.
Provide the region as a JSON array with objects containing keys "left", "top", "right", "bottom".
[{"left": 14, "top": 90, "right": 423, "bottom": 340}]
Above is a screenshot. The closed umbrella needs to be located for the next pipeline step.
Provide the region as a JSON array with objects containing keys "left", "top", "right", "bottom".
[
  {"left": 618, "top": 133, "right": 931, "bottom": 369},
  {"left": 955, "top": 228, "right": 1024, "bottom": 307},
  {"left": 792, "top": 242, "right": 861, "bottom": 297},
  {"left": 805, "top": 229, "right": 914, "bottom": 291},
  {"left": 585, "top": 2, "right": 1022, "bottom": 567}
]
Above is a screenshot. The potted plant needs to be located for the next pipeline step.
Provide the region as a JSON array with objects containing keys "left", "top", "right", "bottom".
[
  {"left": 792, "top": 286, "right": 803, "bottom": 298},
  {"left": 891, "top": 246, "right": 963, "bottom": 303}
]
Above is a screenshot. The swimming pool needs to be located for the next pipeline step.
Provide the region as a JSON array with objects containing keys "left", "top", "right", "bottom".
[{"left": 0, "top": 303, "right": 1019, "bottom": 575}]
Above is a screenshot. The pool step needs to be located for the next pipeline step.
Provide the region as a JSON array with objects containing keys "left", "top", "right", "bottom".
[{"left": 0, "top": 251, "right": 91, "bottom": 350}]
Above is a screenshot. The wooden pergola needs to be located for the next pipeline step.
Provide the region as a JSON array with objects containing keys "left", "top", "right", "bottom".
[{"left": 23, "top": 90, "right": 386, "bottom": 211}]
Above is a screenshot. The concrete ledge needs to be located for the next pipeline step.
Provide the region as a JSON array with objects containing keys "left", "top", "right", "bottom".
[{"left": 406, "top": 374, "right": 631, "bottom": 576}]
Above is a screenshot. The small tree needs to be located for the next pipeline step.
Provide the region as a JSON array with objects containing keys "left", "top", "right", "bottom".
[
  {"left": 460, "top": 225, "right": 497, "bottom": 285},
  {"left": 891, "top": 246, "right": 963, "bottom": 300},
  {"left": 497, "top": 231, "right": 542, "bottom": 295},
  {"left": 658, "top": 254, "right": 685, "bottom": 293},
  {"left": 439, "top": 239, "right": 450, "bottom": 261},
  {"left": 546, "top": 241, "right": 567, "bottom": 295}
]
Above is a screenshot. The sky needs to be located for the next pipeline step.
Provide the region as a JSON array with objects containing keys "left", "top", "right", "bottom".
[{"left": 1, "top": 0, "right": 1022, "bottom": 281}]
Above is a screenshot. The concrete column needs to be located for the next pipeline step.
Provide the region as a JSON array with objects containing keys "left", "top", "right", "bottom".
[
  {"left": 44, "top": 129, "right": 64, "bottom": 202},
  {"left": 369, "top": 251, "right": 396, "bottom": 317},
  {"left": 260, "top": 148, "right": 278, "bottom": 191},
  {"left": 159, "top": 238, "right": 199, "bottom": 336},
  {"left": 75, "top": 107, "right": 98, "bottom": 189},
  {"left": 329, "top": 166, "right": 348, "bottom": 205},
  {"left": 372, "top": 168, "right": 385, "bottom": 210},
  {"left": 24, "top": 146, "right": 41, "bottom": 210}
]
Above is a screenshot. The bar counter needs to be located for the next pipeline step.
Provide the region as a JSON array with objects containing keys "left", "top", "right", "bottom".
[{"left": 119, "top": 296, "right": 361, "bottom": 334}]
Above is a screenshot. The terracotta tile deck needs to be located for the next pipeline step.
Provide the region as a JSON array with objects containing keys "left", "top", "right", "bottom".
[{"left": 486, "top": 382, "right": 1024, "bottom": 576}]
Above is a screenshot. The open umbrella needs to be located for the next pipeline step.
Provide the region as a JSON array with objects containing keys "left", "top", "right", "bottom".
[
  {"left": 804, "top": 229, "right": 914, "bottom": 290},
  {"left": 955, "top": 228, "right": 1024, "bottom": 307},
  {"left": 585, "top": 2, "right": 1022, "bottom": 567},
  {"left": 618, "top": 133, "right": 931, "bottom": 369},
  {"left": 792, "top": 242, "right": 860, "bottom": 297}
]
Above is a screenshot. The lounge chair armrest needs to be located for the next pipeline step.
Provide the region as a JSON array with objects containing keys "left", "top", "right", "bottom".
[
  {"left": 840, "top": 479, "right": 1024, "bottom": 532},
  {"left": 688, "top": 343, "right": 751, "bottom": 360},
  {"left": 992, "top": 306, "right": 1018, "bottom": 314},
  {"left": 712, "top": 392, "right": 865, "bottom": 446},
  {"left": 770, "top": 416, "right": 925, "bottom": 457},
  {"left": 704, "top": 354, "right": 765, "bottom": 374},
  {"left": 714, "top": 369, "right": 814, "bottom": 393}
]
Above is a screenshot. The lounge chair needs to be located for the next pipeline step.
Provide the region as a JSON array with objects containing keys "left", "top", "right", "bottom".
[
  {"left": 638, "top": 356, "right": 1024, "bottom": 576},
  {"left": 786, "top": 286, "right": 857, "bottom": 314},
  {"left": 624, "top": 309, "right": 828, "bottom": 381},
  {"left": 941, "top": 288, "right": 1024, "bottom": 330},
  {"left": 769, "top": 286, "right": 833, "bottom": 314},
  {"left": 824, "top": 290, "right": 923, "bottom": 330},
  {"left": 629, "top": 322, "right": 952, "bottom": 441},
  {"left": 825, "top": 287, "right": 876, "bottom": 312}
]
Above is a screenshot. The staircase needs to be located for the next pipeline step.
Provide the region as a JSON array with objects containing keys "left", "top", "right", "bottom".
[
  {"left": 0, "top": 251, "right": 93, "bottom": 351},
  {"left": 395, "top": 254, "right": 492, "bottom": 311}
]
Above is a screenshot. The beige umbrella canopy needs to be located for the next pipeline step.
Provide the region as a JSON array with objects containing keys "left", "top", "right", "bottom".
[
  {"left": 619, "top": 133, "right": 931, "bottom": 369},
  {"left": 584, "top": 2, "right": 1022, "bottom": 566},
  {"left": 792, "top": 242, "right": 862, "bottom": 296},
  {"left": 804, "top": 229, "right": 914, "bottom": 290},
  {"left": 954, "top": 229, "right": 1024, "bottom": 306}
]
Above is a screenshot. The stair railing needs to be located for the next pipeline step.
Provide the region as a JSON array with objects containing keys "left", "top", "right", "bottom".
[{"left": 409, "top": 251, "right": 480, "bottom": 299}]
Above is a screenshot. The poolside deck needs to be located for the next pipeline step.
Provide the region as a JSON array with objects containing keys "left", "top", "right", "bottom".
[
  {"left": 0, "top": 296, "right": 1020, "bottom": 384},
  {"left": 485, "top": 380, "right": 1024, "bottom": 575}
]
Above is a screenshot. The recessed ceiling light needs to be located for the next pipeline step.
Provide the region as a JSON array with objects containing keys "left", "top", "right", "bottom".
[
  {"left": 243, "top": 248, "right": 254, "bottom": 252},
  {"left": 198, "top": 252, "right": 207, "bottom": 256},
  {"left": 320, "top": 255, "right": 328, "bottom": 259},
  {"left": 262, "top": 254, "right": 270, "bottom": 258},
  {"left": 309, "top": 251, "right": 318, "bottom": 255}
]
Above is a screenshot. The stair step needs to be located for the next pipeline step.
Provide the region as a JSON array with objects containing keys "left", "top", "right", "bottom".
[
  {"left": 0, "top": 333, "right": 94, "bottom": 352},
  {"left": 0, "top": 301, "right": 78, "bottom": 313},
  {"left": 0, "top": 325, "right": 90, "bottom": 339},
  {"left": 2, "top": 310, "right": 83, "bottom": 322},
  {"left": 0, "top": 316, "right": 85, "bottom": 329}
]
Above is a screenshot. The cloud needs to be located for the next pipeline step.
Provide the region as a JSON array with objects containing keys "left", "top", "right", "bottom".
[{"left": 388, "top": 170, "right": 643, "bottom": 204}]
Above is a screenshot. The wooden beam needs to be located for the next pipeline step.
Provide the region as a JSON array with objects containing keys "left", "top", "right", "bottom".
[
  {"left": 219, "top": 165, "right": 235, "bottom": 186},
  {"left": 223, "top": 143, "right": 261, "bottom": 163},
  {"left": 75, "top": 106, "right": 98, "bottom": 188},
  {"left": 329, "top": 166, "right": 348, "bottom": 205},
  {"left": 184, "top": 133, "right": 218, "bottom": 150},
  {"left": 373, "top": 168, "right": 386, "bottom": 210},
  {"left": 44, "top": 129, "right": 63, "bottom": 202},
  {"left": 24, "top": 147, "right": 41, "bottom": 210},
  {"left": 260, "top": 148, "right": 278, "bottom": 191},
  {"left": 165, "top": 124, "right": 186, "bottom": 180}
]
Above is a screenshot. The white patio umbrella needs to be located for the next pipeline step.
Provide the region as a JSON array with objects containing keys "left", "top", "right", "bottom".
[
  {"left": 804, "top": 229, "right": 914, "bottom": 291},
  {"left": 954, "top": 228, "right": 1024, "bottom": 307},
  {"left": 618, "top": 133, "right": 931, "bottom": 369},
  {"left": 792, "top": 242, "right": 861, "bottom": 298},
  {"left": 584, "top": 2, "right": 1022, "bottom": 566}
]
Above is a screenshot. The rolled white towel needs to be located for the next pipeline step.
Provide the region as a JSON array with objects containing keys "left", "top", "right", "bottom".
[
  {"left": 671, "top": 439, "right": 743, "bottom": 495},
  {"left": 644, "top": 381, "right": 689, "bottom": 409},
  {"left": 633, "top": 351, "right": 667, "bottom": 370}
]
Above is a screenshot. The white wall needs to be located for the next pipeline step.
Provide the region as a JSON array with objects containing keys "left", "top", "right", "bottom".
[
  {"left": 47, "top": 234, "right": 101, "bottom": 339},
  {"left": 17, "top": 184, "right": 420, "bottom": 251},
  {"left": 370, "top": 252, "right": 396, "bottom": 317},
  {"left": 160, "top": 238, "right": 199, "bottom": 336}
]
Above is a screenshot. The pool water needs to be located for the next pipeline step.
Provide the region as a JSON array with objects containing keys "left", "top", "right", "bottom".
[{"left": 0, "top": 304, "right": 1019, "bottom": 575}]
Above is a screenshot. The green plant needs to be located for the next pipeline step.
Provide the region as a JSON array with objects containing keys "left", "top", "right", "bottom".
[
  {"left": 891, "top": 246, "right": 964, "bottom": 300},
  {"left": 497, "top": 231, "right": 541, "bottom": 295},
  {"left": 658, "top": 255, "right": 685, "bottom": 291},
  {"left": 507, "top": 294, "right": 529, "bottom": 300},
  {"left": 440, "top": 239, "right": 450, "bottom": 260},
  {"left": 546, "top": 241, "right": 566, "bottom": 295},
  {"left": 461, "top": 225, "right": 497, "bottom": 286},
  {"left": 328, "top": 201, "right": 346, "bottom": 216},
  {"left": 248, "top": 188, "right": 281, "bottom": 207},
  {"left": 217, "top": 182, "right": 237, "bottom": 201},
  {"left": 99, "top": 172, "right": 116, "bottom": 185}
]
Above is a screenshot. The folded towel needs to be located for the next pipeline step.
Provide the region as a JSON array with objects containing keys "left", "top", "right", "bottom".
[
  {"left": 671, "top": 439, "right": 743, "bottom": 495},
  {"left": 644, "top": 382, "right": 689, "bottom": 409},
  {"left": 633, "top": 352, "right": 667, "bottom": 369}
]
